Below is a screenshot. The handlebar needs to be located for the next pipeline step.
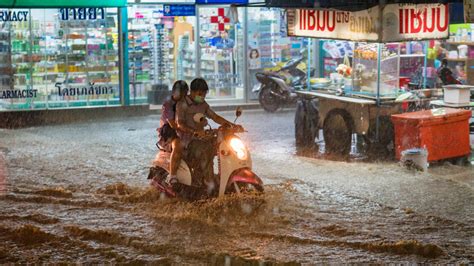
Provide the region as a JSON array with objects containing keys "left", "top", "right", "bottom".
[{"left": 193, "top": 124, "right": 245, "bottom": 139}]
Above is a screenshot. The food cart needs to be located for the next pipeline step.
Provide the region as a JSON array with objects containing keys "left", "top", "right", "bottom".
[{"left": 286, "top": 2, "right": 459, "bottom": 157}]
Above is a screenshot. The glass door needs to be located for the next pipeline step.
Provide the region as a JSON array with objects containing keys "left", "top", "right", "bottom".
[
  {"left": 198, "top": 6, "right": 244, "bottom": 100},
  {"left": 247, "top": 7, "right": 313, "bottom": 100},
  {"left": 128, "top": 4, "right": 196, "bottom": 104}
]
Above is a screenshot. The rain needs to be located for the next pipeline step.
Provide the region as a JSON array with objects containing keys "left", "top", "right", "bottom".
[
  {"left": 0, "top": 0, "right": 473, "bottom": 264},
  {"left": 0, "top": 110, "right": 472, "bottom": 263}
]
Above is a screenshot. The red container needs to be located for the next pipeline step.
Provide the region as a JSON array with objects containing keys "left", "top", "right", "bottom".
[
  {"left": 391, "top": 108, "right": 471, "bottom": 162},
  {"left": 399, "top": 77, "right": 410, "bottom": 89}
]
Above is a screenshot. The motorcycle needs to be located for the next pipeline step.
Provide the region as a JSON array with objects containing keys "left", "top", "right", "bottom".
[
  {"left": 147, "top": 108, "right": 264, "bottom": 200},
  {"left": 254, "top": 55, "right": 314, "bottom": 112}
]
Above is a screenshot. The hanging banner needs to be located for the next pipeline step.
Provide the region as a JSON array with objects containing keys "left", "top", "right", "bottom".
[
  {"left": 287, "top": 3, "right": 449, "bottom": 42},
  {"left": 382, "top": 3, "right": 449, "bottom": 42},
  {"left": 287, "top": 6, "right": 381, "bottom": 42},
  {"left": 465, "top": 0, "right": 474, "bottom": 23}
]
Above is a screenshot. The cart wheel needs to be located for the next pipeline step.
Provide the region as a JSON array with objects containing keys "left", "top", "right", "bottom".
[
  {"left": 307, "top": 99, "right": 320, "bottom": 144},
  {"left": 295, "top": 99, "right": 319, "bottom": 148},
  {"left": 323, "top": 109, "right": 353, "bottom": 156},
  {"left": 295, "top": 100, "right": 306, "bottom": 147}
]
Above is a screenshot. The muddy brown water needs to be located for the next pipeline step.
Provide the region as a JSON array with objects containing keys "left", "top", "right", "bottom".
[
  {"left": 0, "top": 111, "right": 473, "bottom": 263},
  {"left": 0, "top": 183, "right": 471, "bottom": 264}
]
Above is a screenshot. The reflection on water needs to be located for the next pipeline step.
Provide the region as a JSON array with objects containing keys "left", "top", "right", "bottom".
[
  {"left": 0, "top": 112, "right": 472, "bottom": 263},
  {"left": 0, "top": 182, "right": 472, "bottom": 263}
]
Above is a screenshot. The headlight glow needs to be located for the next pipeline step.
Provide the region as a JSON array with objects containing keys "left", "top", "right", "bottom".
[{"left": 230, "top": 138, "right": 247, "bottom": 160}]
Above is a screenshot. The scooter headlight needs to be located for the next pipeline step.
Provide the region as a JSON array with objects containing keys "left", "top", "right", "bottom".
[{"left": 230, "top": 138, "right": 247, "bottom": 160}]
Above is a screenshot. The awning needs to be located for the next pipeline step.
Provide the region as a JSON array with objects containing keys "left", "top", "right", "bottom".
[{"left": 0, "top": 0, "right": 127, "bottom": 8}]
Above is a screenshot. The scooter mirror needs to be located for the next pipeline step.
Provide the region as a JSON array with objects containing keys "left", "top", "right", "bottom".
[{"left": 235, "top": 107, "right": 242, "bottom": 118}]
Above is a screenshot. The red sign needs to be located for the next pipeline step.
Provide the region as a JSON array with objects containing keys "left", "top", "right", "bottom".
[
  {"left": 210, "top": 8, "right": 230, "bottom": 31},
  {"left": 391, "top": 4, "right": 449, "bottom": 35}
]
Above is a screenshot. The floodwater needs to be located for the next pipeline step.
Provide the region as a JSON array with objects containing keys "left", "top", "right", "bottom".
[{"left": 0, "top": 110, "right": 473, "bottom": 264}]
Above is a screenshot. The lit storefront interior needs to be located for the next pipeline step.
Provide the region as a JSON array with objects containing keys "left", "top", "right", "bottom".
[
  {"left": 126, "top": 2, "right": 314, "bottom": 104},
  {"left": 0, "top": 4, "right": 122, "bottom": 110}
]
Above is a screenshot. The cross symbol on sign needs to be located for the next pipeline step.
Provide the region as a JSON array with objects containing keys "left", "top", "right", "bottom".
[{"left": 210, "top": 8, "right": 230, "bottom": 31}]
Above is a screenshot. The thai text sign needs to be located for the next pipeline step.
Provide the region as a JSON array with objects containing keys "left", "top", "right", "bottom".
[
  {"left": 288, "top": 7, "right": 380, "bottom": 42},
  {"left": 383, "top": 4, "right": 449, "bottom": 42},
  {"left": 287, "top": 3, "right": 449, "bottom": 42},
  {"left": 59, "top": 8, "right": 105, "bottom": 21}
]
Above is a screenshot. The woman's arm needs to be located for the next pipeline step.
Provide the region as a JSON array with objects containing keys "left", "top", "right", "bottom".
[{"left": 176, "top": 101, "right": 195, "bottom": 134}]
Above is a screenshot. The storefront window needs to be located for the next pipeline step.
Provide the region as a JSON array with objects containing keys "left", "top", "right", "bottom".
[
  {"left": 436, "top": 24, "right": 474, "bottom": 86},
  {"left": 321, "top": 40, "right": 431, "bottom": 91},
  {"left": 199, "top": 7, "right": 244, "bottom": 100},
  {"left": 128, "top": 5, "right": 196, "bottom": 104},
  {"left": 247, "top": 7, "right": 313, "bottom": 99},
  {"left": 0, "top": 8, "right": 120, "bottom": 111}
]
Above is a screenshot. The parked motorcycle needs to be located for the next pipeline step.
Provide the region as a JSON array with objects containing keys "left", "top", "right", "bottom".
[
  {"left": 254, "top": 55, "right": 314, "bottom": 112},
  {"left": 147, "top": 108, "right": 264, "bottom": 200}
]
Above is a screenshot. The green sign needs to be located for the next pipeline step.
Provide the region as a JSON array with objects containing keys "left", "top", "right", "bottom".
[{"left": 0, "top": 0, "right": 126, "bottom": 8}]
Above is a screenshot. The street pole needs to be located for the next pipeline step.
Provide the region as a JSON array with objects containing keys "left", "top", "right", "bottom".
[
  {"left": 195, "top": 6, "right": 201, "bottom": 78},
  {"left": 243, "top": 7, "right": 249, "bottom": 102}
]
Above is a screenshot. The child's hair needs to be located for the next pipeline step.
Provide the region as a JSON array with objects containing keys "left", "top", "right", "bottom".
[
  {"left": 190, "top": 78, "right": 209, "bottom": 92},
  {"left": 172, "top": 80, "right": 189, "bottom": 96}
]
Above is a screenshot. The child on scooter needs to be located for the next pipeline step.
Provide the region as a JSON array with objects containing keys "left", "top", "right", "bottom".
[{"left": 157, "top": 80, "right": 189, "bottom": 186}]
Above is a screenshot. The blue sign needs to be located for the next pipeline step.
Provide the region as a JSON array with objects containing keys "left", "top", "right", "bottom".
[
  {"left": 196, "top": 0, "right": 248, "bottom": 4},
  {"left": 59, "top": 8, "right": 105, "bottom": 21},
  {"left": 163, "top": 5, "right": 195, "bottom": 17}
]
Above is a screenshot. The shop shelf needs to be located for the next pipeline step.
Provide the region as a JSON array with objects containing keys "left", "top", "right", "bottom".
[
  {"left": 446, "top": 58, "right": 468, "bottom": 62},
  {"left": 399, "top": 54, "right": 426, "bottom": 58},
  {"left": 446, "top": 41, "right": 474, "bottom": 46}
]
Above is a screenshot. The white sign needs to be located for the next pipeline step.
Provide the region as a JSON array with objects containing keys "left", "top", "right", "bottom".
[
  {"left": 287, "top": 7, "right": 381, "bottom": 42},
  {"left": 287, "top": 3, "right": 449, "bottom": 42},
  {"left": 383, "top": 3, "right": 449, "bottom": 42}
]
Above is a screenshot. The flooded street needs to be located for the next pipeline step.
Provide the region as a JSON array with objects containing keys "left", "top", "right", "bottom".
[{"left": 0, "top": 110, "right": 473, "bottom": 264}]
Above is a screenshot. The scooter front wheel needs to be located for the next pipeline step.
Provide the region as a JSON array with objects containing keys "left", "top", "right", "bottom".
[
  {"left": 229, "top": 181, "right": 264, "bottom": 194},
  {"left": 259, "top": 84, "right": 282, "bottom": 113}
]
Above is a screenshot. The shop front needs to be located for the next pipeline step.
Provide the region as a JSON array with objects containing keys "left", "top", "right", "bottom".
[
  {"left": 126, "top": 1, "right": 246, "bottom": 104},
  {"left": 126, "top": 1, "right": 315, "bottom": 104},
  {"left": 0, "top": 0, "right": 125, "bottom": 111}
]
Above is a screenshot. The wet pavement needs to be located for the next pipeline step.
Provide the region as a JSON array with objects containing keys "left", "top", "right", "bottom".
[{"left": 0, "top": 109, "right": 473, "bottom": 264}]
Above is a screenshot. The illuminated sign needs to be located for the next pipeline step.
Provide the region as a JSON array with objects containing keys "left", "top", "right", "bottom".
[{"left": 287, "top": 3, "right": 449, "bottom": 42}]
